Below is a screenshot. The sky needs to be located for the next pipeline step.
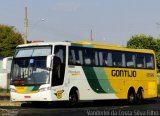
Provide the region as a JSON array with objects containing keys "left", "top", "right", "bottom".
[{"left": 1, "top": 0, "right": 160, "bottom": 46}]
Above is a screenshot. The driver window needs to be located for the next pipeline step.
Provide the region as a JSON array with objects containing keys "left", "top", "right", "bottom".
[{"left": 52, "top": 45, "right": 66, "bottom": 86}]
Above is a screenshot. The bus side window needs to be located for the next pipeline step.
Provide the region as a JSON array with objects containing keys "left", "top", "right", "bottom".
[
  {"left": 126, "top": 53, "right": 135, "bottom": 68},
  {"left": 98, "top": 52, "right": 103, "bottom": 66},
  {"left": 84, "top": 48, "right": 95, "bottom": 66},
  {"left": 107, "top": 53, "right": 112, "bottom": 66},
  {"left": 145, "top": 54, "right": 154, "bottom": 69},
  {"left": 75, "top": 48, "right": 82, "bottom": 65},
  {"left": 122, "top": 53, "right": 126, "bottom": 67},
  {"left": 95, "top": 51, "right": 99, "bottom": 66},
  {"left": 136, "top": 54, "right": 145, "bottom": 68},
  {"left": 112, "top": 51, "right": 122, "bottom": 67},
  {"left": 103, "top": 51, "right": 108, "bottom": 66},
  {"left": 78, "top": 50, "right": 83, "bottom": 65},
  {"left": 84, "top": 57, "right": 91, "bottom": 65},
  {"left": 68, "top": 47, "right": 84, "bottom": 65},
  {"left": 68, "top": 49, "right": 75, "bottom": 65},
  {"left": 99, "top": 50, "right": 111, "bottom": 67}
]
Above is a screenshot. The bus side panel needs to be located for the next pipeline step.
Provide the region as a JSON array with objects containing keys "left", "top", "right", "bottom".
[
  {"left": 67, "top": 66, "right": 118, "bottom": 100},
  {"left": 105, "top": 68, "right": 157, "bottom": 99}
]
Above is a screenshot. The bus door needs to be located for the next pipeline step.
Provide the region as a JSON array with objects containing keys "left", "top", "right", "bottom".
[{"left": 51, "top": 45, "right": 66, "bottom": 99}]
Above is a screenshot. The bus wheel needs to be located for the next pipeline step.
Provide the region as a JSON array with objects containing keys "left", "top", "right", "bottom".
[
  {"left": 127, "top": 91, "right": 136, "bottom": 104},
  {"left": 137, "top": 88, "right": 144, "bottom": 104},
  {"left": 69, "top": 90, "right": 78, "bottom": 107}
]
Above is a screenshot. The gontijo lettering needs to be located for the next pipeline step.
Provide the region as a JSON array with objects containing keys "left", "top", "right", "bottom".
[{"left": 112, "top": 70, "right": 136, "bottom": 77}]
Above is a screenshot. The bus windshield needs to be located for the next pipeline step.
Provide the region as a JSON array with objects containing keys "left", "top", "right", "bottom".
[{"left": 10, "top": 46, "right": 51, "bottom": 86}]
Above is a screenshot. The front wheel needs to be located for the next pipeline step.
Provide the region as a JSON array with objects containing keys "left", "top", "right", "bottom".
[{"left": 69, "top": 91, "right": 78, "bottom": 107}]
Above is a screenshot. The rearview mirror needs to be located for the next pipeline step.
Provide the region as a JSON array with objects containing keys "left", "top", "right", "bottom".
[{"left": 46, "top": 55, "right": 54, "bottom": 69}]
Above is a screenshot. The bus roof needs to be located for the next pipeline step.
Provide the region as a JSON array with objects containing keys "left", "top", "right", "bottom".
[
  {"left": 17, "top": 41, "right": 154, "bottom": 54},
  {"left": 17, "top": 41, "right": 70, "bottom": 47},
  {"left": 71, "top": 41, "right": 154, "bottom": 54}
]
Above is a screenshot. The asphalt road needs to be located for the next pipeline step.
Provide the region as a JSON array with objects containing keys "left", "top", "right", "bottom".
[{"left": 1, "top": 99, "right": 160, "bottom": 116}]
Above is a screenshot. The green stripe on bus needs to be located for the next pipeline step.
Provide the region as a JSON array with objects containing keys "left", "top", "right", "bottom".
[
  {"left": 93, "top": 67, "right": 115, "bottom": 93},
  {"left": 27, "top": 86, "right": 40, "bottom": 91},
  {"left": 82, "top": 67, "right": 106, "bottom": 93},
  {"left": 32, "top": 86, "right": 40, "bottom": 91}
]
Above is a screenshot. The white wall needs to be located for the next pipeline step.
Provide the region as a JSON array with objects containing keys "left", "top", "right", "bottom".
[
  {"left": 0, "top": 57, "right": 12, "bottom": 90},
  {"left": 0, "top": 70, "right": 8, "bottom": 89}
]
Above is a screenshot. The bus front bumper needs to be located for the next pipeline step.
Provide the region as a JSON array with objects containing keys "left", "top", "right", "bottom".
[{"left": 10, "top": 90, "right": 53, "bottom": 102}]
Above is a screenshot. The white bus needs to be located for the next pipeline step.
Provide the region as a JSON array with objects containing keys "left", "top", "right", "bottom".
[{"left": 10, "top": 41, "right": 157, "bottom": 106}]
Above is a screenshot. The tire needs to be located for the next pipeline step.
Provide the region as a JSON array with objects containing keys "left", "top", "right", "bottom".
[
  {"left": 137, "top": 89, "right": 144, "bottom": 104},
  {"left": 128, "top": 91, "right": 136, "bottom": 105},
  {"left": 69, "top": 91, "right": 78, "bottom": 107}
]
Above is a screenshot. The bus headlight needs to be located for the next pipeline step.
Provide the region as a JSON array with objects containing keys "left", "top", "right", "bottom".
[
  {"left": 39, "top": 87, "right": 51, "bottom": 92},
  {"left": 10, "top": 88, "right": 16, "bottom": 92}
]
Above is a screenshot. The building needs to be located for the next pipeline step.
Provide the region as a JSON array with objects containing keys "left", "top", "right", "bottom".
[
  {"left": 0, "top": 56, "right": 4, "bottom": 70},
  {"left": 0, "top": 57, "right": 12, "bottom": 90}
]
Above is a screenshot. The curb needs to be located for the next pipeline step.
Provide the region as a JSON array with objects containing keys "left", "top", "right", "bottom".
[{"left": 0, "top": 101, "right": 21, "bottom": 107}]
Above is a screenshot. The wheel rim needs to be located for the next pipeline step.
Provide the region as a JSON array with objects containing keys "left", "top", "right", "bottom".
[
  {"left": 128, "top": 93, "right": 136, "bottom": 104},
  {"left": 69, "top": 92, "right": 78, "bottom": 106},
  {"left": 129, "top": 94, "right": 134, "bottom": 103}
]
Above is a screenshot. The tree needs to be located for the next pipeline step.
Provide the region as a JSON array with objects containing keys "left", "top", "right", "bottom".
[
  {"left": 127, "top": 34, "right": 160, "bottom": 69},
  {"left": 0, "top": 24, "right": 23, "bottom": 57},
  {"left": 127, "top": 34, "right": 158, "bottom": 51}
]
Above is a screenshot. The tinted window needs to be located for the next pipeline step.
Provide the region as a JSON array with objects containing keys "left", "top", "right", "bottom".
[
  {"left": 112, "top": 51, "right": 123, "bottom": 67},
  {"left": 145, "top": 54, "right": 154, "bottom": 69},
  {"left": 54, "top": 46, "right": 66, "bottom": 64},
  {"left": 68, "top": 47, "right": 83, "bottom": 65},
  {"left": 83, "top": 48, "right": 95, "bottom": 66},
  {"left": 68, "top": 46, "right": 155, "bottom": 70},
  {"left": 126, "top": 53, "right": 136, "bottom": 68},
  {"left": 136, "top": 54, "right": 145, "bottom": 68}
]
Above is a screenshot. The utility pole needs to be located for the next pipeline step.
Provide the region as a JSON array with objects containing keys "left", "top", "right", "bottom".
[
  {"left": 24, "top": 6, "right": 28, "bottom": 44},
  {"left": 90, "top": 29, "right": 93, "bottom": 41}
]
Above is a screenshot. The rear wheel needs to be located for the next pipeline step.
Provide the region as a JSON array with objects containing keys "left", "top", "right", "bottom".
[
  {"left": 128, "top": 91, "right": 136, "bottom": 105},
  {"left": 137, "top": 88, "right": 144, "bottom": 104}
]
